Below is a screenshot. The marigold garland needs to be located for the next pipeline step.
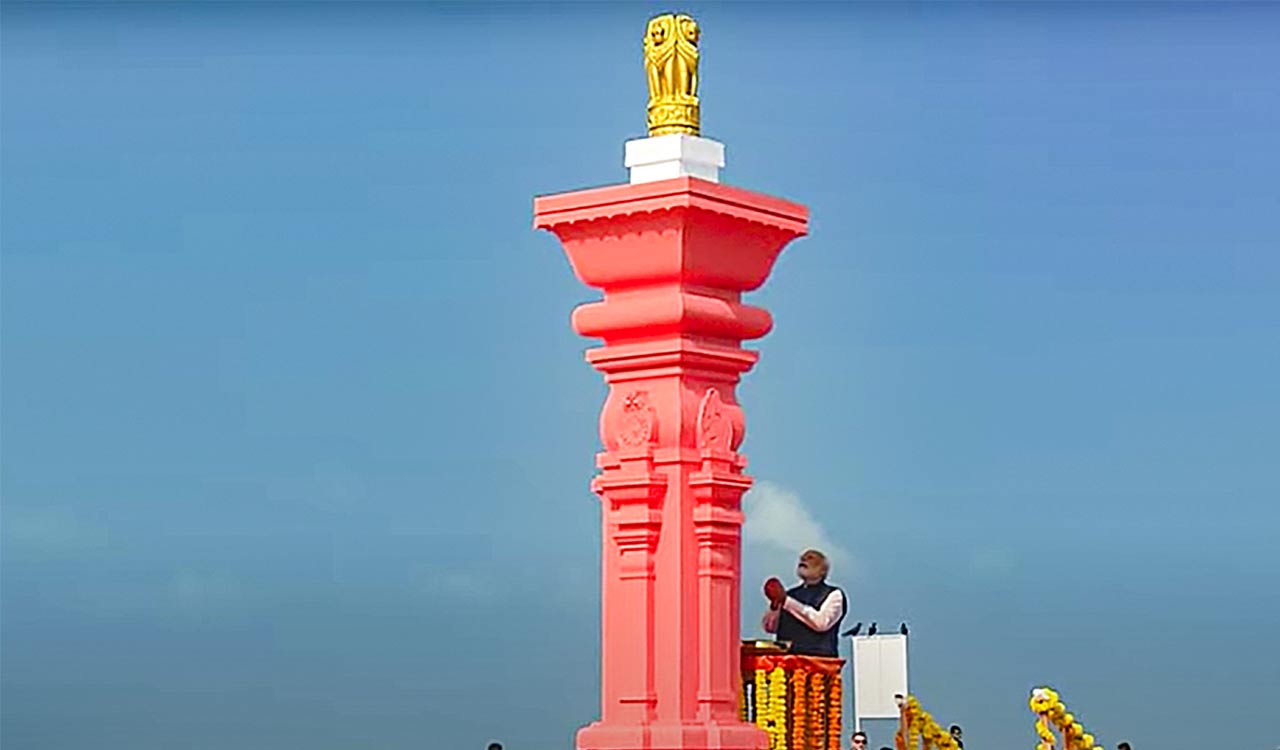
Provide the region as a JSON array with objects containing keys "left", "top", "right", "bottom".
[
  {"left": 1028, "top": 687, "right": 1104, "bottom": 750},
  {"left": 1035, "top": 717, "right": 1056, "bottom": 750},
  {"left": 809, "top": 672, "right": 826, "bottom": 750},
  {"left": 894, "top": 695, "right": 962, "bottom": 750},
  {"left": 769, "top": 666, "right": 788, "bottom": 750},
  {"left": 755, "top": 668, "right": 771, "bottom": 734},
  {"left": 827, "top": 673, "right": 842, "bottom": 750},
  {"left": 791, "top": 669, "right": 807, "bottom": 750},
  {"left": 896, "top": 699, "right": 911, "bottom": 750}
]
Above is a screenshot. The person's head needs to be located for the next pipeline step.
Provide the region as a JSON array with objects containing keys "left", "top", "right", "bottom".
[
  {"left": 487, "top": 743, "right": 503, "bottom": 750},
  {"left": 798, "top": 549, "right": 829, "bottom": 584},
  {"left": 1117, "top": 743, "right": 1131, "bottom": 750},
  {"left": 850, "top": 731, "right": 867, "bottom": 749},
  {"left": 949, "top": 725, "right": 963, "bottom": 739}
]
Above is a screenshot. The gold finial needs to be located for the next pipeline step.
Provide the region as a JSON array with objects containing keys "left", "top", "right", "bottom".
[{"left": 644, "top": 13, "right": 700, "bottom": 137}]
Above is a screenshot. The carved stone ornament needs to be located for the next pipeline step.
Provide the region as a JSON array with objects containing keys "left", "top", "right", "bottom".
[
  {"left": 617, "top": 390, "right": 657, "bottom": 449},
  {"left": 644, "top": 13, "right": 700, "bottom": 136},
  {"left": 696, "top": 388, "right": 734, "bottom": 453}
]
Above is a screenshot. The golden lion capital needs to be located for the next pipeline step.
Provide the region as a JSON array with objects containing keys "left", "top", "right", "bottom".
[{"left": 644, "top": 13, "right": 700, "bottom": 137}]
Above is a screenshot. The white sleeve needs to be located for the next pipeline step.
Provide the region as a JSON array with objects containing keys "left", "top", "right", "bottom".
[{"left": 781, "top": 590, "right": 845, "bottom": 633}]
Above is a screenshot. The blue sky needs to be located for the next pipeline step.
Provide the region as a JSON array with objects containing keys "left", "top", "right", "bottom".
[{"left": 3, "top": 2, "right": 1278, "bottom": 749}]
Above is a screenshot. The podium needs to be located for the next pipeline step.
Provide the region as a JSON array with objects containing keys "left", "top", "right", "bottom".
[{"left": 740, "top": 641, "right": 845, "bottom": 750}]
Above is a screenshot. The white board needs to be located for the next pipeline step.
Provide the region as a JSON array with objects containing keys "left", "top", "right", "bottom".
[{"left": 852, "top": 634, "right": 909, "bottom": 721}]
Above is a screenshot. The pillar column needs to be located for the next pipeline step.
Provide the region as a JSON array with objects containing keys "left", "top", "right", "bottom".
[{"left": 535, "top": 174, "right": 807, "bottom": 750}]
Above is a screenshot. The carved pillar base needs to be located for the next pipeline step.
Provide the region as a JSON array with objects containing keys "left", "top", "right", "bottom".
[
  {"left": 579, "top": 719, "right": 769, "bottom": 750},
  {"left": 536, "top": 176, "right": 808, "bottom": 750}
]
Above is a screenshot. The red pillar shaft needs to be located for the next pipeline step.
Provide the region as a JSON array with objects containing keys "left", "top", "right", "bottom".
[{"left": 535, "top": 176, "right": 808, "bottom": 750}]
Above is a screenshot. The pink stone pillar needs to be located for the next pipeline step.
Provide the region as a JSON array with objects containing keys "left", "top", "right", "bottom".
[{"left": 535, "top": 176, "right": 807, "bottom": 750}]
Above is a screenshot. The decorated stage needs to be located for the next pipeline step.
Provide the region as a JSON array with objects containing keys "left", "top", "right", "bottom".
[{"left": 740, "top": 642, "right": 844, "bottom": 750}]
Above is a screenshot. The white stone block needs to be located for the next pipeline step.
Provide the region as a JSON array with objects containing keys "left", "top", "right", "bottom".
[{"left": 624, "top": 134, "right": 726, "bottom": 185}]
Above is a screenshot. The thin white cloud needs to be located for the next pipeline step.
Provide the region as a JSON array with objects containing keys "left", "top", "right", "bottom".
[{"left": 742, "top": 480, "right": 853, "bottom": 577}]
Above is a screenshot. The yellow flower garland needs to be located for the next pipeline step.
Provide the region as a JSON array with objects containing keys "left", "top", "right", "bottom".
[
  {"left": 1036, "top": 718, "right": 1056, "bottom": 750},
  {"left": 894, "top": 695, "right": 961, "bottom": 750},
  {"left": 769, "top": 666, "right": 789, "bottom": 750},
  {"left": 749, "top": 663, "right": 791, "bottom": 750},
  {"left": 1028, "top": 687, "right": 1104, "bottom": 750},
  {"left": 755, "top": 668, "right": 771, "bottom": 735}
]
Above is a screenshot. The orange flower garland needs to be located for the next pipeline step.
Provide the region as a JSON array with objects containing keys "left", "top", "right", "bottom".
[
  {"left": 827, "top": 673, "right": 842, "bottom": 750},
  {"left": 810, "top": 672, "right": 827, "bottom": 750},
  {"left": 791, "top": 668, "right": 808, "bottom": 750}
]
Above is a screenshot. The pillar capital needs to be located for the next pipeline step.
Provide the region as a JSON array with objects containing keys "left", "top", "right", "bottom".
[{"left": 534, "top": 176, "right": 808, "bottom": 296}]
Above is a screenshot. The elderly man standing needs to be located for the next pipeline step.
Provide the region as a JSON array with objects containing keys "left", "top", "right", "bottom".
[{"left": 761, "top": 549, "right": 848, "bottom": 657}]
